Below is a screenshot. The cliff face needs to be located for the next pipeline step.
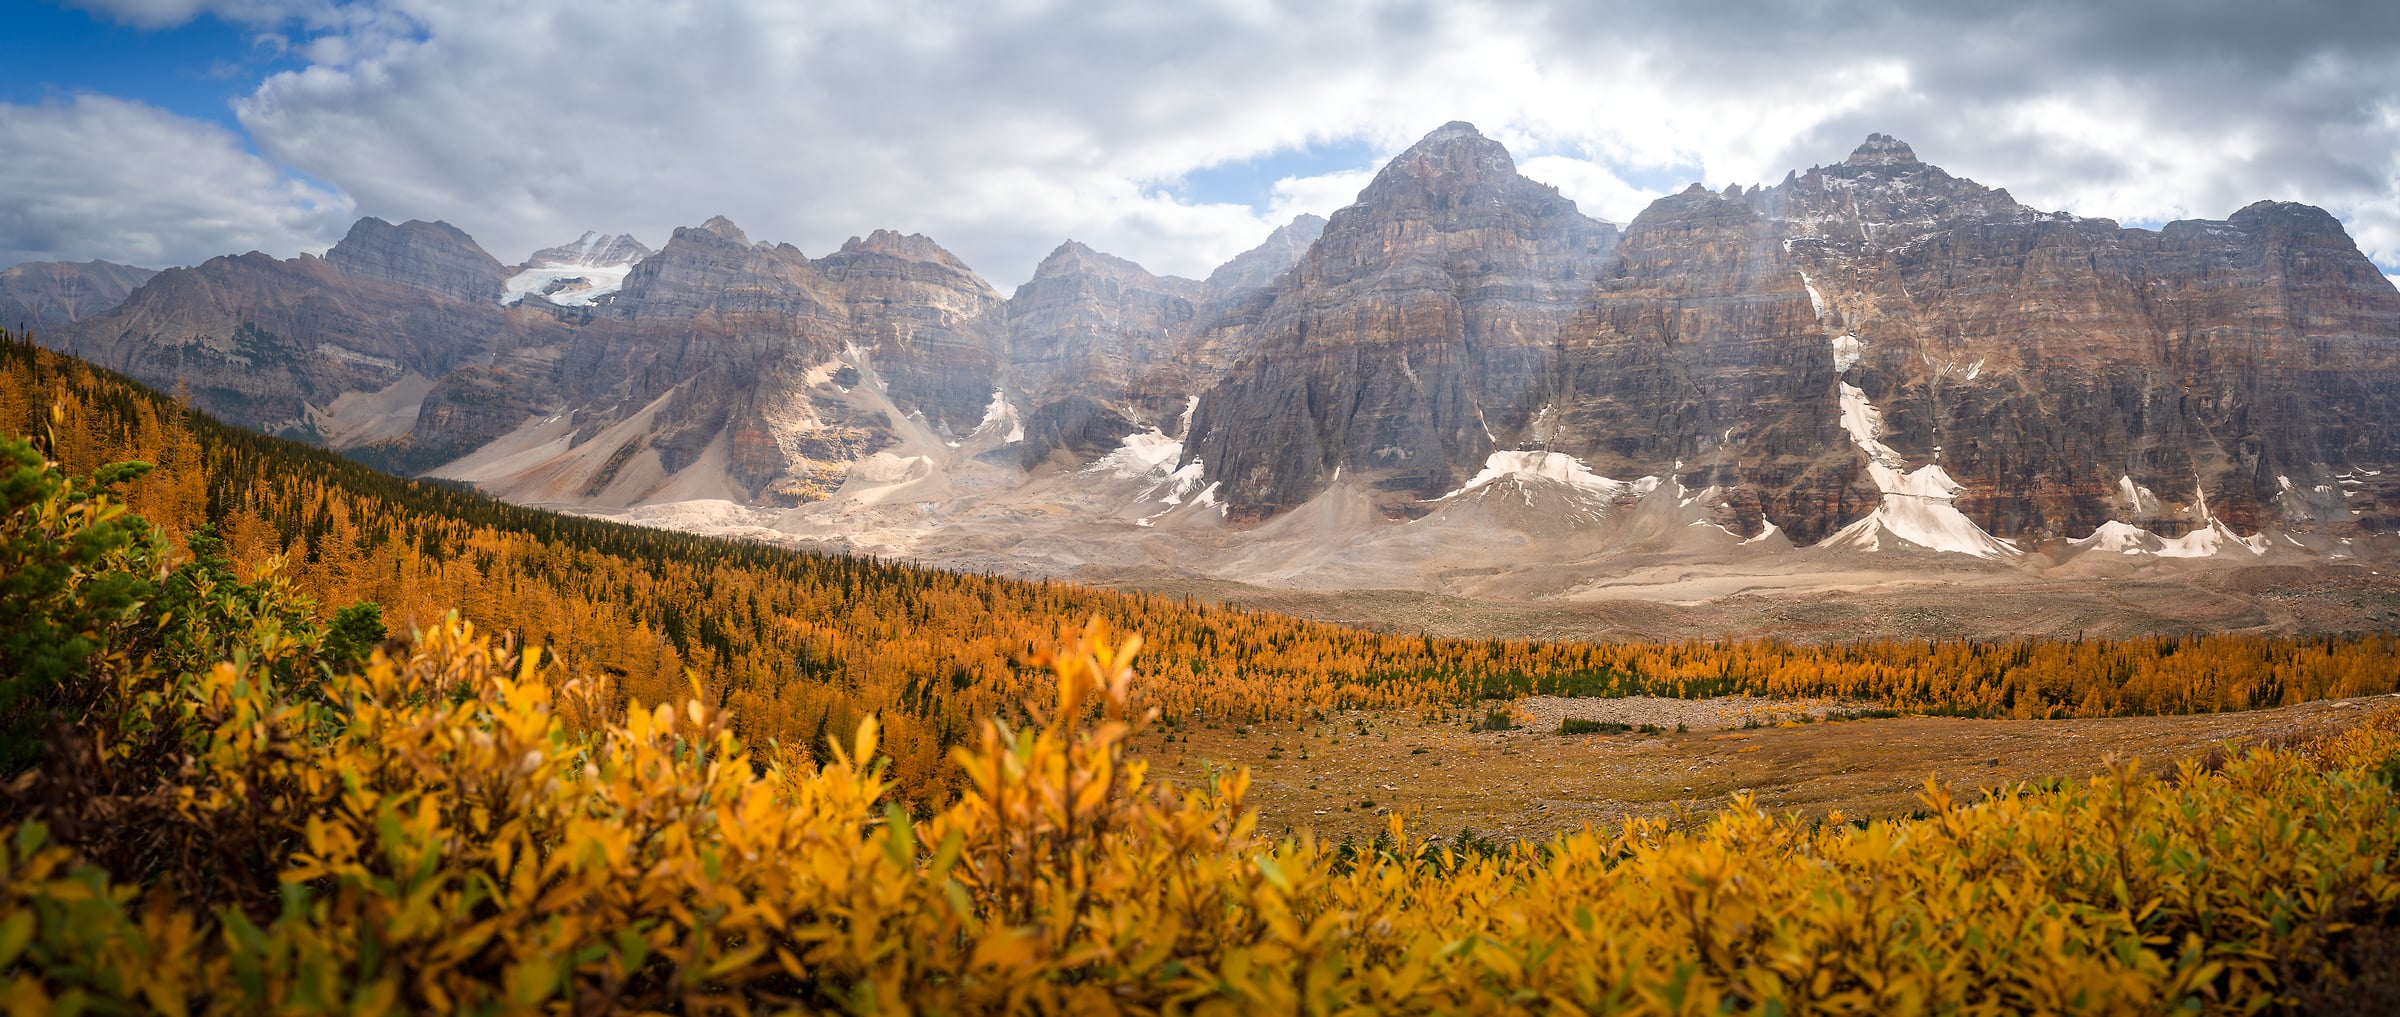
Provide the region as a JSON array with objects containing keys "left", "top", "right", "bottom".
[
  {"left": 1546, "top": 185, "right": 1858, "bottom": 541},
  {"left": 1187, "top": 122, "right": 1623, "bottom": 518},
  {"left": 0, "top": 260, "right": 157, "bottom": 331},
  {"left": 1741, "top": 136, "right": 2400, "bottom": 540}
]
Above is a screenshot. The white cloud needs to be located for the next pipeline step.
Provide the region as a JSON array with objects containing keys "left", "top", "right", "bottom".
[
  {"left": 1266, "top": 169, "right": 1377, "bottom": 222},
  {"left": 19, "top": 1, "right": 2400, "bottom": 284},
  {"left": 1515, "top": 157, "right": 1666, "bottom": 226},
  {"left": 0, "top": 94, "right": 353, "bottom": 267}
]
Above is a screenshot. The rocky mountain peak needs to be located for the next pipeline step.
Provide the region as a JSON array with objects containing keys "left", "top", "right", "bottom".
[
  {"left": 524, "top": 231, "right": 652, "bottom": 270},
  {"left": 838, "top": 229, "right": 966, "bottom": 267},
  {"left": 1188, "top": 122, "right": 1622, "bottom": 517},
  {"left": 1846, "top": 133, "right": 1920, "bottom": 167},
  {"left": 325, "top": 217, "right": 507, "bottom": 303},
  {"left": 693, "top": 216, "right": 751, "bottom": 245},
  {"left": 2227, "top": 199, "right": 2343, "bottom": 232},
  {"left": 505, "top": 231, "right": 654, "bottom": 308},
  {"left": 1029, "top": 240, "right": 1150, "bottom": 283},
  {"left": 1202, "top": 213, "right": 1326, "bottom": 296},
  {"left": 1358, "top": 120, "right": 1533, "bottom": 206}
]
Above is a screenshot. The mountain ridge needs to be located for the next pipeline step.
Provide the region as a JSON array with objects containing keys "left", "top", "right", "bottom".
[{"left": 27, "top": 124, "right": 2400, "bottom": 587}]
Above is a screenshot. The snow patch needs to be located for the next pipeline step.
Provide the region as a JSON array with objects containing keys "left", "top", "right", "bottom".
[
  {"left": 502, "top": 263, "right": 636, "bottom": 307},
  {"left": 1820, "top": 360, "right": 2018, "bottom": 558},
  {"left": 2115, "top": 476, "right": 2162, "bottom": 516},
  {"left": 1436, "top": 450, "right": 1642, "bottom": 503},
  {"left": 970, "top": 389, "right": 1024, "bottom": 444},
  {"left": 502, "top": 232, "right": 649, "bottom": 307},
  {"left": 1798, "top": 271, "right": 1828, "bottom": 319},
  {"left": 2071, "top": 520, "right": 2165, "bottom": 556},
  {"left": 1837, "top": 382, "right": 1899, "bottom": 465},
  {"left": 1088, "top": 429, "right": 1183, "bottom": 479},
  {"left": 1830, "top": 334, "right": 1863, "bottom": 374},
  {"left": 2073, "top": 485, "right": 2270, "bottom": 560}
]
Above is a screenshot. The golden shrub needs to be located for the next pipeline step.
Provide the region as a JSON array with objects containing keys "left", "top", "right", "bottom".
[{"left": 4, "top": 616, "right": 2397, "bottom": 1014}]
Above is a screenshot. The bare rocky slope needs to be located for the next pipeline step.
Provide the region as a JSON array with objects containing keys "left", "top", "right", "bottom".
[{"left": 29, "top": 124, "right": 2400, "bottom": 607}]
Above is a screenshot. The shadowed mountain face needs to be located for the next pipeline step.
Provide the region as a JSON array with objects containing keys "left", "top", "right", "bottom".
[
  {"left": 1186, "top": 122, "right": 1625, "bottom": 519},
  {"left": 0, "top": 260, "right": 157, "bottom": 332},
  {"left": 32, "top": 125, "right": 2400, "bottom": 564}
]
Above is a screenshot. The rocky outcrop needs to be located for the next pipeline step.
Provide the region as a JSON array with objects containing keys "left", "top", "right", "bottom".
[
  {"left": 1187, "top": 122, "right": 1623, "bottom": 518},
  {"left": 324, "top": 218, "right": 510, "bottom": 303},
  {"left": 0, "top": 260, "right": 157, "bottom": 331}
]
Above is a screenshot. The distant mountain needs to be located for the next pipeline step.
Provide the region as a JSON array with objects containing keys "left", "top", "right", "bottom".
[
  {"left": 1202, "top": 212, "right": 1325, "bottom": 297},
  {"left": 39, "top": 126, "right": 2400, "bottom": 587},
  {"left": 0, "top": 259, "right": 157, "bottom": 331},
  {"left": 503, "top": 231, "right": 653, "bottom": 307},
  {"left": 48, "top": 218, "right": 559, "bottom": 457}
]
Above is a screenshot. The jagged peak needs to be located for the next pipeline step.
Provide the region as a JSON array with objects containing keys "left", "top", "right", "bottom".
[
  {"left": 690, "top": 215, "right": 750, "bottom": 245},
  {"left": 1358, "top": 120, "right": 1538, "bottom": 207},
  {"left": 1846, "top": 133, "right": 1920, "bottom": 167},
  {"left": 1032, "top": 239, "right": 1149, "bottom": 280},
  {"left": 524, "top": 231, "right": 652, "bottom": 269},
  {"left": 1256, "top": 213, "right": 1328, "bottom": 247},
  {"left": 836, "top": 228, "right": 964, "bottom": 266}
]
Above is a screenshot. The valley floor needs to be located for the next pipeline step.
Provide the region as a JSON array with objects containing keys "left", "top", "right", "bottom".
[
  {"left": 1132, "top": 692, "right": 2400, "bottom": 843},
  {"left": 1088, "top": 559, "right": 2400, "bottom": 643}
]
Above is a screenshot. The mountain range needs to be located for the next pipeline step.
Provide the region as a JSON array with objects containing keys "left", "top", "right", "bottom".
[{"left": 25, "top": 123, "right": 2400, "bottom": 594}]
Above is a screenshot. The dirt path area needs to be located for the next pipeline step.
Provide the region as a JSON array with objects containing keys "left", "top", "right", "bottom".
[{"left": 1129, "top": 693, "right": 2400, "bottom": 843}]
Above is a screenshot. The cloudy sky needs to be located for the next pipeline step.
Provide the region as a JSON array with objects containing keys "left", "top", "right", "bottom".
[{"left": 5, "top": 0, "right": 2399, "bottom": 289}]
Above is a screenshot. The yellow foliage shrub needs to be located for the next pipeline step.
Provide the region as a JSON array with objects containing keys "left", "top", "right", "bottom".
[{"left": 5, "top": 618, "right": 2398, "bottom": 1014}]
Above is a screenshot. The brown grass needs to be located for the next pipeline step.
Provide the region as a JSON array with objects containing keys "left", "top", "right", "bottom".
[{"left": 1128, "top": 693, "right": 2400, "bottom": 843}]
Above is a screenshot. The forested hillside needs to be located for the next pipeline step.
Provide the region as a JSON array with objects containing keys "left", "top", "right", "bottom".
[{"left": 7, "top": 334, "right": 2400, "bottom": 797}]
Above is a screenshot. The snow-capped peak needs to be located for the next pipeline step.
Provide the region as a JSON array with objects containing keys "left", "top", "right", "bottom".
[{"left": 503, "top": 231, "right": 654, "bottom": 307}]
